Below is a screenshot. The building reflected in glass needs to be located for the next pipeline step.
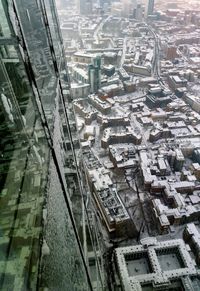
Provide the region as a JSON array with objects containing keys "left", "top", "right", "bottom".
[{"left": 0, "top": 0, "right": 103, "bottom": 290}]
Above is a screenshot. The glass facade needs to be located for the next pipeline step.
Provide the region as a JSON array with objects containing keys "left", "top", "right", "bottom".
[{"left": 0, "top": 0, "right": 103, "bottom": 290}]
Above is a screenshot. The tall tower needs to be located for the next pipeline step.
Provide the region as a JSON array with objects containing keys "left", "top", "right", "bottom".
[
  {"left": 0, "top": 0, "right": 103, "bottom": 290},
  {"left": 135, "top": 3, "right": 143, "bottom": 21},
  {"left": 99, "top": 0, "right": 111, "bottom": 8},
  {"left": 121, "top": 0, "right": 132, "bottom": 18},
  {"left": 78, "top": 0, "right": 93, "bottom": 15},
  {"left": 132, "top": 0, "right": 138, "bottom": 9},
  {"left": 88, "top": 57, "right": 102, "bottom": 93},
  {"left": 146, "top": 0, "right": 155, "bottom": 17}
]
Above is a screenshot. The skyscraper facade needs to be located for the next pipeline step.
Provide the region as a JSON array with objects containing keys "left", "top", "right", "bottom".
[
  {"left": 135, "top": 3, "right": 143, "bottom": 21},
  {"left": 146, "top": 0, "right": 155, "bottom": 17},
  {"left": 121, "top": 0, "right": 132, "bottom": 18},
  {"left": 88, "top": 57, "right": 101, "bottom": 93},
  {"left": 78, "top": 0, "right": 93, "bottom": 15},
  {"left": 99, "top": 0, "right": 110, "bottom": 9},
  {"left": 0, "top": 0, "right": 103, "bottom": 290}
]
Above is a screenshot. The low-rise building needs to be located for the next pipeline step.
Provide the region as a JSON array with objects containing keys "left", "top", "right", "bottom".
[
  {"left": 184, "top": 94, "right": 200, "bottom": 114},
  {"left": 100, "top": 115, "right": 130, "bottom": 129},
  {"left": 115, "top": 238, "right": 199, "bottom": 291},
  {"left": 124, "top": 63, "right": 152, "bottom": 76},
  {"left": 101, "top": 127, "right": 142, "bottom": 149},
  {"left": 71, "top": 83, "right": 90, "bottom": 99},
  {"left": 88, "top": 94, "right": 112, "bottom": 114},
  {"left": 183, "top": 223, "right": 200, "bottom": 264},
  {"left": 109, "top": 145, "right": 137, "bottom": 169},
  {"left": 73, "top": 99, "right": 98, "bottom": 124},
  {"left": 168, "top": 75, "right": 188, "bottom": 91},
  {"left": 83, "top": 150, "right": 137, "bottom": 237}
]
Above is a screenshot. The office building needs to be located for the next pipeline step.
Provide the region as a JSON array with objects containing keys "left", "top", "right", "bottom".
[
  {"left": 121, "top": 0, "right": 133, "bottom": 18},
  {"left": 99, "top": 0, "right": 110, "bottom": 9},
  {"left": 83, "top": 150, "right": 137, "bottom": 238},
  {"left": 132, "top": 0, "right": 138, "bottom": 9},
  {"left": 135, "top": 3, "right": 143, "bottom": 21},
  {"left": 0, "top": 0, "right": 103, "bottom": 290},
  {"left": 77, "top": 0, "right": 93, "bottom": 15},
  {"left": 166, "top": 45, "right": 178, "bottom": 60},
  {"left": 115, "top": 238, "right": 200, "bottom": 291},
  {"left": 88, "top": 57, "right": 102, "bottom": 93},
  {"left": 145, "top": 0, "right": 155, "bottom": 17}
]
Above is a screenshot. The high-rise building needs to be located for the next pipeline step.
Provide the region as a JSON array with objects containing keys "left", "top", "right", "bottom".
[
  {"left": 0, "top": 0, "right": 103, "bottom": 290},
  {"left": 132, "top": 0, "right": 138, "bottom": 9},
  {"left": 166, "top": 45, "right": 178, "bottom": 60},
  {"left": 121, "top": 0, "right": 132, "bottom": 18},
  {"left": 88, "top": 57, "right": 102, "bottom": 93},
  {"left": 78, "top": 0, "right": 93, "bottom": 15},
  {"left": 135, "top": 3, "right": 143, "bottom": 21},
  {"left": 99, "top": 0, "right": 110, "bottom": 9},
  {"left": 145, "top": 0, "right": 155, "bottom": 17}
]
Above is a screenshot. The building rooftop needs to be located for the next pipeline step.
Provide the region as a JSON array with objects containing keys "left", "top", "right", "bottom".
[{"left": 116, "top": 238, "right": 199, "bottom": 291}]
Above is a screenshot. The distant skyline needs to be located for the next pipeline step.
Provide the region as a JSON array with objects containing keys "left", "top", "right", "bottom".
[
  {"left": 155, "top": 0, "right": 200, "bottom": 11},
  {"left": 55, "top": 0, "right": 200, "bottom": 15}
]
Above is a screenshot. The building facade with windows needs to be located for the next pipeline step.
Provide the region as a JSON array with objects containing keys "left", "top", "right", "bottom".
[
  {"left": 145, "top": 0, "right": 155, "bottom": 17},
  {"left": 0, "top": 0, "right": 103, "bottom": 290},
  {"left": 77, "top": 0, "right": 93, "bottom": 15}
]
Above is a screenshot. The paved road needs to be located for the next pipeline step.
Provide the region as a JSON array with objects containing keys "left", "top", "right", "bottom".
[
  {"left": 120, "top": 37, "right": 128, "bottom": 68},
  {"left": 94, "top": 15, "right": 111, "bottom": 42},
  {"left": 147, "top": 25, "right": 161, "bottom": 78}
]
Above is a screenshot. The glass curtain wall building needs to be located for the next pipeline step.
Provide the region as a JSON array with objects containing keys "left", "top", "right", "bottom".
[{"left": 0, "top": 0, "right": 103, "bottom": 290}]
